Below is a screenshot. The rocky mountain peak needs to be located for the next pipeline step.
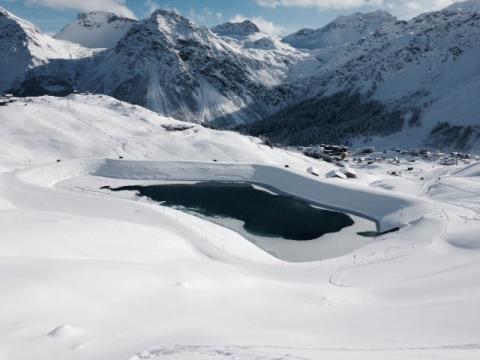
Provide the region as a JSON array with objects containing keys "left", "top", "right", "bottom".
[
  {"left": 0, "top": 6, "right": 40, "bottom": 37},
  {"left": 446, "top": 0, "right": 480, "bottom": 13},
  {"left": 130, "top": 8, "right": 220, "bottom": 49},
  {"left": 54, "top": 11, "right": 136, "bottom": 48},
  {"left": 211, "top": 20, "right": 261, "bottom": 39},
  {"left": 283, "top": 10, "right": 396, "bottom": 50},
  {"left": 76, "top": 11, "right": 120, "bottom": 25},
  {"left": 149, "top": 9, "right": 196, "bottom": 34}
]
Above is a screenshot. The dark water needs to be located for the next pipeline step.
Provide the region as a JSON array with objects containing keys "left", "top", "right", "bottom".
[{"left": 105, "top": 182, "right": 355, "bottom": 241}]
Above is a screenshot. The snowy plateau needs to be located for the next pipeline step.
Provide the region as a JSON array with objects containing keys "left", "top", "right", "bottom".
[{"left": 0, "top": 2, "right": 480, "bottom": 360}]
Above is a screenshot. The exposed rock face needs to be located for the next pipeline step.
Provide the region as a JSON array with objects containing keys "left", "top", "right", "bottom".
[{"left": 211, "top": 20, "right": 261, "bottom": 40}]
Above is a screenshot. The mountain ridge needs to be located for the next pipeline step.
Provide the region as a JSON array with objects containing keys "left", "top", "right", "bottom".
[
  {"left": 211, "top": 20, "right": 261, "bottom": 40},
  {"left": 73, "top": 9, "right": 311, "bottom": 124},
  {"left": 2, "top": 2, "right": 480, "bottom": 150},
  {"left": 282, "top": 10, "right": 397, "bottom": 50},
  {"left": 54, "top": 11, "right": 137, "bottom": 48},
  {"left": 245, "top": 2, "right": 480, "bottom": 150},
  {"left": 0, "top": 6, "right": 95, "bottom": 93}
]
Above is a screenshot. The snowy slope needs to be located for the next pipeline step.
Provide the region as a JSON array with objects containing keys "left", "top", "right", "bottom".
[
  {"left": 282, "top": 10, "right": 396, "bottom": 50},
  {"left": 0, "top": 7, "right": 95, "bottom": 93},
  {"left": 54, "top": 12, "right": 137, "bottom": 48},
  {"left": 1, "top": 94, "right": 480, "bottom": 360},
  {"left": 0, "top": 95, "right": 314, "bottom": 171},
  {"left": 446, "top": 0, "right": 480, "bottom": 12}
]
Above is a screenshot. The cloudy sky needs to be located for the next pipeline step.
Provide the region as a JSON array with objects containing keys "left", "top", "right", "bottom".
[{"left": 0, "top": 0, "right": 467, "bottom": 35}]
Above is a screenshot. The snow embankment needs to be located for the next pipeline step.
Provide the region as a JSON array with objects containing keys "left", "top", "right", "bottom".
[
  {"left": 453, "top": 161, "right": 480, "bottom": 178},
  {"left": 12, "top": 157, "right": 445, "bottom": 244},
  {"left": 93, "top": 159, "right": 444, "bottom": 235}
]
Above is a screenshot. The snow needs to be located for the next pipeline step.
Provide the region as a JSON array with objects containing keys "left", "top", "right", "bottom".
[
  {"left": 54, "top": 12, "right": 136, "bottom": 48},
  {"left": 328, "top": 168, "right": 347, "bottom": 179},
  {"left": 1, "top": 94, "right": 480, "bottom": 360},
  {"left": 0, "top": 6, "right": 97, "bottom": 93},
  {"left": 2, "top": 2, "right": 480, "bottom": 148},
  {"left": 306, "top": 166, "right": 320, "bottom": 176},
  {"left": 72, "top": 9, "right": 313, "bottom": 125},
  {"left": 0, "top": 95, "right": 311, "bottom": 170},
  {"left": 446, "top": 0, "right": 480, "bottom": 13},
  {"left": 48, "top": 324, "right": 84, "bottom": 338},
  {"left": 308, "top": 3, "right": 480, "bottom": 150},
  {"left": 341, "top": 165, "right": 357, "bottom": 178},
  {"left": 282, "top": 10, "right": 396, "bottom": 50}
]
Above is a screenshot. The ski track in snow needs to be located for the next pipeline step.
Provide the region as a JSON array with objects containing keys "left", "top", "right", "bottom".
[
  {"left": 129, "top": 342, "right": 480, "bottom": 360},
  {"left": 329, "top": 197, "right": 450, "bottom": 287},
  {"left": 130, "top": 345, "right": 309, "bottom": 360}
]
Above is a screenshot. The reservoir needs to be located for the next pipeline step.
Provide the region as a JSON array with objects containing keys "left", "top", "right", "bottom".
[{"left": 105, "top": 181, "right": 376, "bottom": 261}]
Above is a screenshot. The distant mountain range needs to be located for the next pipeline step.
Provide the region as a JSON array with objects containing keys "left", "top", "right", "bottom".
[
  {"left": 211, "top": 20, "right": 261, "bottom": 40},
  {"left": 282, "top": 10, "right": 396, "bottom": 50},
  {"left": 1, "top": 1, "right": 480, "bottom": 150}
]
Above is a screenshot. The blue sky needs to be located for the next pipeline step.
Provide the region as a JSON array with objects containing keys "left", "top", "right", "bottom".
[{"left": 0, "top": 0, "right": 463, "bottom": 35}]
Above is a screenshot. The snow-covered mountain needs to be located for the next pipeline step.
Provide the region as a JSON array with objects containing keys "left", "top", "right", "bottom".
[
  {"left": 0, "top": 7, "right": 94, "bottom": 93},
  {"left": 211, "top": 20, "right": 261, "bottom": 40},
  {"left": 3, "top": 2, "right": 480, "bottom": 149},
  {"left": 212, "top": 19, "right": 296, "bottom": 52},
  {"left": 247, "top": 2, "right": 480, "bottom": 150},
  {"left": 54, "top": 11, "right": 137, "bottom": 48},
  {"left": 73, "top": 10, "right": 311, "bottom": 125},
  {"left": 446, "top": 0, "right": 480, "bottom": 12},
  {"left": 282, "top": 10, "right": 397, "bottom": 50},
  {"left": 8, "top": 9, "right": 312, "bottom": 124}
]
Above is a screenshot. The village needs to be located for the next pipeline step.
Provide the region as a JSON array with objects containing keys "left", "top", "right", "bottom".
[{"left": 299, "top": 144, "right": 478, "bottom": 179}]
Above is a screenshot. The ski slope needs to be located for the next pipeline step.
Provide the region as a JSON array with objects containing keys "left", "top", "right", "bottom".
[{"left": 0, "top": 95, "right": 480, "bottom": 360}]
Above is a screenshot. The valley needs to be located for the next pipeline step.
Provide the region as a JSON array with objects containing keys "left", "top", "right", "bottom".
[{"left": 1, "top": 2, "right": 480, "bottom": 359}]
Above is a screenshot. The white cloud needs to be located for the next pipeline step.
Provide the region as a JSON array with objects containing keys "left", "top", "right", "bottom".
[
  {"left": 144, "top": 0, "right": 160, "bottom": 15},
  {"left": 142, "top": 1, "right": 181, "bottom": 17},
  {"left": 256, "top": 0, "right": 464, "bottom": 18},
  {"left": 24, "top": 0, "right": 136, "bottom": 19},
  {"left": 230, "top": 14, "right": 285, "bottom": 35},
  {"left": 385, "top": 0, "right": 456, "bottom": 18},
  {"left": 188, "top": 8, "right": 224, "bottom": 27}
]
